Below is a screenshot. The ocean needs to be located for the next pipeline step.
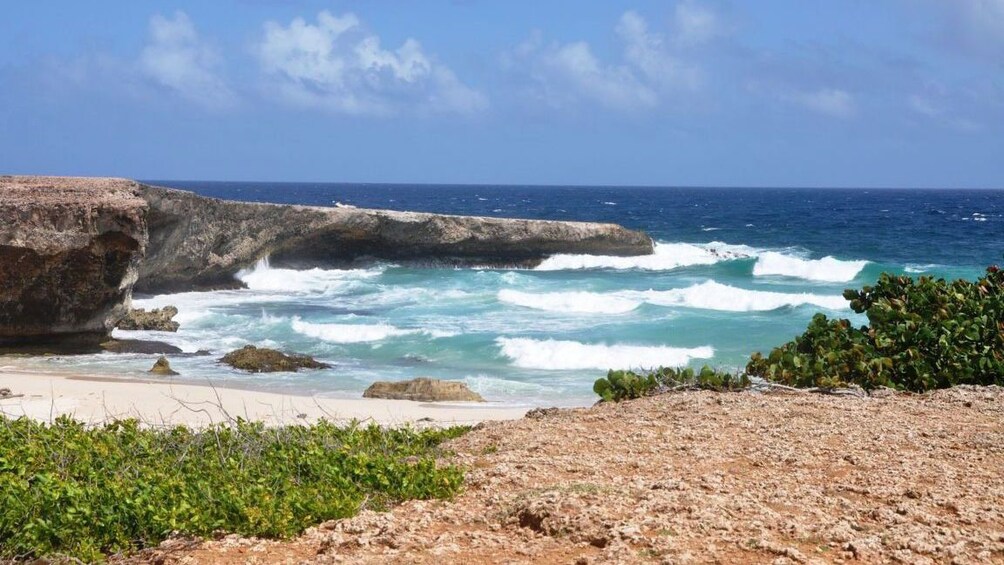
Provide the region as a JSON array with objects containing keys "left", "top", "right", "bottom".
[{"left": 36, "top": 183, "right": 1004, "bottom": 407}]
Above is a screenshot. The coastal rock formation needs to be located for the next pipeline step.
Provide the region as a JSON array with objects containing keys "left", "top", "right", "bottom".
[
  {"left": 220, "top": 345, "right": 330, "bottom": 373},
  {"left": 0, "top": 176, "right": 147, "bottom": 347},
  {"left": 116, "top": 306, "right": 180, "bottom": 332},
  {"left": 363, "top": 378, "right": 485, "bottom": 402},
  {"left": 136, "top": 184, "right": 653, "bottom": 293}
]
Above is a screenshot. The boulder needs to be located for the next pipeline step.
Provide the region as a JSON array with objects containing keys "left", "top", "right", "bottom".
[
  {"left": 220, "top": 345, "right": 330, "bottom": 373},
  {"left": 116, "top": 306, "right": 180, "bottom": 332},
  {"left": 149, "top": 356, "right": 178, "bottom": 376},
  {"left": 100, "top": 339, "right": 183, "bottom": 355},
  {"left": 363, "top": 378, "right": 485, "bottom": 402},
  {"left": 0, "top": 176, "right": 147, "bottom": 348}
]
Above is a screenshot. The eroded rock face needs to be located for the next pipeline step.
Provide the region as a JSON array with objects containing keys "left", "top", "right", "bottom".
[
  {"left": 136, "top": 184, "right": 653, "bottom": 293},
  {"left": 0, "top": 176, "right": 147, "bottom": 347},
  {"left": 363, "top": 377, "right": 485, "bottom": 402}
]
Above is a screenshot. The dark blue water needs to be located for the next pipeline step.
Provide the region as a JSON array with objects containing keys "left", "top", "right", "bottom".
[{"left": 154, "top": 182, "right": 1003, "bottom": 270}]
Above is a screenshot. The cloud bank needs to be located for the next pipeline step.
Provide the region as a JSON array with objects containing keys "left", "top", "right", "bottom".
[{"left": 256, "top": 11, "right": 487, "bottom": 116}]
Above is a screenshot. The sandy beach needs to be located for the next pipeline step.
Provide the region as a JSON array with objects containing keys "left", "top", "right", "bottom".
[{"left": 0, "top": 364, "right": 528, "bottom": 427}]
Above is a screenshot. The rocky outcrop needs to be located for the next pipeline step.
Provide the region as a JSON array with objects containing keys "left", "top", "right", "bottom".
[
  {"left": 0, "top": 176, "right": 147, "bottom": 347},
  {"left": 149, "top": 356, "right": 178, "bottom": 376},
  {"left": 363, "top": 377, "right": 485, "bottom": 402},
  {"left": 116, "top": 306, "right": 180, "bottom": 332},
  {"left": 220, "top": 345, "right": 330, "bottom": 373},
  {"left": 136, "top": 184, "right": 653, "bottom": 293}
]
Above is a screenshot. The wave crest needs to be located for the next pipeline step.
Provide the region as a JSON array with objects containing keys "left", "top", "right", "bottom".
[
  {"left": 498, "top": 289, "right": 640, "bottom": 314},
  {"left": 236, "top": 258, "right": 384, "bottom": 293}
]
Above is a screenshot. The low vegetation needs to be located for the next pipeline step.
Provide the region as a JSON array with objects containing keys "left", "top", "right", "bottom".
[
  {"left": 599, "top": 266, "right": 1004, "bottom": 401},
  {"left": 748, "top": 267, "right": 1004, "bottom": 391},
  {"left": 0, "top": 417, "right": 467, "bottom": 562},
  {"left": 594, "top": 366, "right": 750, "bottom": 402}
]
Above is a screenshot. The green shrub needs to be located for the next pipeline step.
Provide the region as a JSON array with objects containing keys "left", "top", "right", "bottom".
[
  {"left": 747, "top": 266, "right": 1004, "bottom": 391},
  {"left": 0, "top": 417, "right": 467, "bottom": 562},
  {"left": 594, "top": 365, "right": 750, "bottom": 402}
]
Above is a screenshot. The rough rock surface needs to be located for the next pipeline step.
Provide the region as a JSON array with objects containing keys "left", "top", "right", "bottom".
[
  {"left": 0, "top": 176, "right": 147, "bottom": 346},
  {"left": 149, "top": 356, "right": 178, "bottom": 376},
  {"left": 128, "top": 387, "right": 1004, "bottom": 564},
  {"left": 136, "top": 184, "right": 653, "bottom": 293},
  {"left": 220, "top": 345, "right": 330, "bottom": 373},
  {"left": 363, "top": 377, "right": 485, "bottom": 402},
  {"left": 116, "top": 306, "right": 180, "bottom": 332}
]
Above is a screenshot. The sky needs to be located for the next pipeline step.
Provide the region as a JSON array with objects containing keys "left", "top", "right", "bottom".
[{"left": 0, "top": 1, "right": 1002, "bottom": 188}]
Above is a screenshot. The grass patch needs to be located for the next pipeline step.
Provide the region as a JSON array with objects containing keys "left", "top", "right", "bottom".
[{"left": 0, "top": 416, "right": 468, "bottom": 562}]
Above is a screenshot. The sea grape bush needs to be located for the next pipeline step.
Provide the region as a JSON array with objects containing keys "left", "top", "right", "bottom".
[
  {"left": 594, "top": 365, "right": 750, "bottom": 402},
  {"left": 0, "top": 417, "right": 467, "bottom": 562},
  {"left": 747, "top": 267, "right": 1004, "bottom": 391}
]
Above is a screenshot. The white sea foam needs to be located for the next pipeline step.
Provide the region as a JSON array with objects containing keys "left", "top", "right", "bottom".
[
  {"left": 236, "top": 258, "right": 383, "bottom": 293},
  {"left": 291, "top": 318, "right": 418, "bottom": 343},
  {"left": 636, "top": 281, "right": 848, "bottom": 311},
  {"left": 291, "top": 318, "right": 454, "bottom": 343},
  {"left": 496, "top": 337, "right": 713, "bottom": 370},
  {"left": 534, "top": 241, "right": 755, "bottom": 271},
  {"left": 498, "top": 289, "right": 641, "bottom": 314},
  {"left": 752, "top": 252, "right": 866, "bottom": 282}
]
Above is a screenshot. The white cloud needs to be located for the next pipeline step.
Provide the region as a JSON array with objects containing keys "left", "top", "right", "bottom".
[
  {"left": 787, "top": 88, "right": 857, "bottom": 119},
  {"left": 504, "top": 8, "right": 713, "bottom": 113},
  {"left": 672, "top": 0, "right": 723, "bottom": 46},
  {"left": 908, "top": 90, "right": 982, "bottom": 132},
  {"left": 140, "top": 12, "right": 237, "bottom": 109},
  {"left": 257, "top": 11, "right": 487, "bottom": 116}
]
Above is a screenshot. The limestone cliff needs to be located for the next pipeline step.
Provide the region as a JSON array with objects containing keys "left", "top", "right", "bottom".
[
  {"left": 136, "top": 184, "right": 653, "bottom": 293},
  {"left": 0, "top": 176, "right": 147, "bottom": 346}
]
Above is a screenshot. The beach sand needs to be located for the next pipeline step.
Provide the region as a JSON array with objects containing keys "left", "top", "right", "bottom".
[{"left": 0, "top": 364, "right": 528, "bottom": 427}]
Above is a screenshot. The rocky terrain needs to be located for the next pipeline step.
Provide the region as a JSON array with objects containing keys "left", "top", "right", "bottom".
[
  {"left": 0, "top": 176, "right": 147, "bottom": 347},
  {"left": 129, "top": 387, "right": 1004, "bottom": 564},
  {"left": 363, "top": 377, "right": 486, "bottom": 402}
]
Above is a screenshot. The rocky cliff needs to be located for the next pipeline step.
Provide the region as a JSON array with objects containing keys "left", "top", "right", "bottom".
[
  {"left": 136, "top": 184, "right": 653, "bottom": 293},
  {"left": 0, "top": 176, "right": 147, "bottom": 346}
]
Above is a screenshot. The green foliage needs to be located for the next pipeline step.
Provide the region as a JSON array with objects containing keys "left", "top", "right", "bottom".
[
  {"left": 594, "top": 365, "right": 750, "bottom": 402},
  {"left": 747, "top": 267, "right": 1004, "bottom": 391},
  {"left": 0, "top": 416, "right": 467, "bottom": 562}
]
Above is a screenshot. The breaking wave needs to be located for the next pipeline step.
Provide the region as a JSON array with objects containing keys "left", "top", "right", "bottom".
[
  {"left": 496, "top": 337, "right": 713, "bottom": 370},
  {"left": 236, "top": 258, "right": 384, "bottom": 293},
  {"left": 497, "top": 281, "right": 847, "bottom": 314},
  {"left": 534, "top": 241, "right": 755, "bottom": 271},
  {"left": 752, "top": 252, "right": 867, "bottom": 283},
  {"left": 497, "top": 289, "right": 640, "bottom": 314}
]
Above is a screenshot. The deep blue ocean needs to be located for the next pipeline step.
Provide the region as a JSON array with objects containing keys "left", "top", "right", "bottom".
[{"left": 38, "top": 183, "right": 1004, "bottom": 406}]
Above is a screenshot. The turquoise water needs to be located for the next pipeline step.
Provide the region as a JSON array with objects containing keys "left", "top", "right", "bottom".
[{"left": 33, "top": 184, "right": 1001, "bottom": 407}]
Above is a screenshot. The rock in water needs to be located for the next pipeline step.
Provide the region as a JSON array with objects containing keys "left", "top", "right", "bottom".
[
  {"left": 0, "top": 176, "right": 148, "bottom": 348},
  {"left": 363, "top": 378, "right": 485, "bottom": 402},
  {"left": 220, "top": 345, "right": 331, "bottom": 373},
  {"left": 149, "top": 356, "right": 178, "bottom": 376},
  {"left": 116, "top": 306, "right": 180, "bottom": 332}
]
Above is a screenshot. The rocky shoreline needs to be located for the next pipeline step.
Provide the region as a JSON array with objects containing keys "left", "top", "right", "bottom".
[{"left": 0, "top": 175, "right": 652, "bottom": 348}]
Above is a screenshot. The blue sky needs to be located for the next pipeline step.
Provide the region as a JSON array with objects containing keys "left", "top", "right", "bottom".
[{"left": 1, "top": 1, "right": 1002, "bottom": 187}]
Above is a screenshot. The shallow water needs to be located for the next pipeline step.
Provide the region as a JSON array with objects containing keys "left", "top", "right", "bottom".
[{"left": 28, "top": 184, "right": 1002, "bottom": 407}]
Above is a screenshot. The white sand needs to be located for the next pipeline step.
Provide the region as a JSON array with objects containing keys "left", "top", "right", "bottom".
[{"left": 0, "top": 365, "right": 528, "bottom": 428}]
